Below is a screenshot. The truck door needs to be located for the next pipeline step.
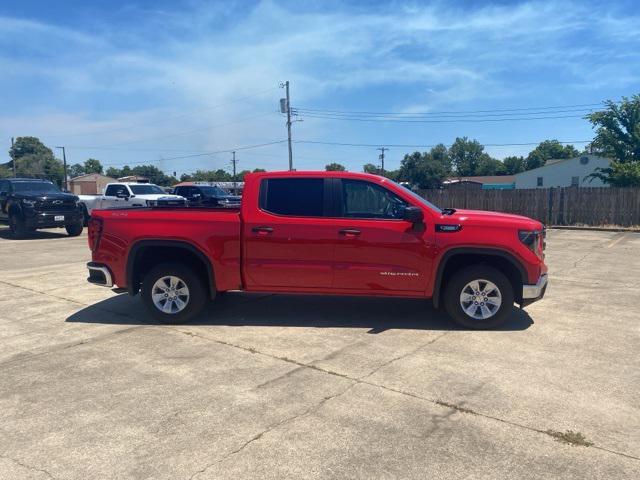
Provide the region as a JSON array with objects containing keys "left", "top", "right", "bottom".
[
  {"left": 103, "top": 184, "right": 129, "bottom": 209},
  {"left": 0, "top": 180, "right": 9, "bottom": 221},
  {"left": 243, "top": 177, "right": 335, "bottom": 290},
  {"left": 331, "top": 179, "right": 434, "bottom": 294}
]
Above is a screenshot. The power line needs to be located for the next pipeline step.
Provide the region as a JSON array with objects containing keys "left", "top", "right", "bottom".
[
  {"left": 39, "top": 86, "right": 279, "bottom": 139},
  {"left": 101, "top": 140, "right": 287, "bottom": 167},
  {"left": 293, "top": 101, "right": 608, "bottom": 116},
  {"left": 296, "top": 112, "right": 592, "bottom": 124},
  {"left": 294, "top": 107, "right": 597, "bottom": 119},
  {"left": 295, "top": 139, "right": 592, "bottom": 148}
]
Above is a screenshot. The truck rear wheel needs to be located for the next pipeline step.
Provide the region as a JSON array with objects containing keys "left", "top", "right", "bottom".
[
  {"left": 141, "top": 262, "right": 206, "bottom": 324},
  {"left": 443, "top": 265, "right": 514, "bottom": 329}
]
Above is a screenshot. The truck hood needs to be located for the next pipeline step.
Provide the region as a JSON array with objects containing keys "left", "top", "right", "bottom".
[
  {"left": 443, "top": 208, "right": 542, "bottom": 230},
  {"left": 13, "top": 192, "right": 78, "bottom": 202}
]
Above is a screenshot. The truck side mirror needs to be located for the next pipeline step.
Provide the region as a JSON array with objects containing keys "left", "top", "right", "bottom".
[{"left": 402, "top": 206, "right": 424, "bottom": 224}]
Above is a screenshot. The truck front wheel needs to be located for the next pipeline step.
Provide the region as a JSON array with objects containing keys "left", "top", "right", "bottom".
[
  {"left": 9, "top": 212, "right": 29, "bottom": 238},
  {"left": 141, "top": 262, "right": 207, "bottom": 324},
  {"left": 66, "top": 223, "right": 84, "bottom": 237},
  {"left": 443, "top": 265, "right": 514, "bottom": 329}
]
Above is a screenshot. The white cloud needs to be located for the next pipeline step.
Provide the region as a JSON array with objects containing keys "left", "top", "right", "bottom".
[{"left": 0, "top": 0, "right": 638, "bottom": 172}]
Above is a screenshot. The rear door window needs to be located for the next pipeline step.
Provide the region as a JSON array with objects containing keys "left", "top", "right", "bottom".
[{"left": 260, "top": 178, "right": 325, "bottom": 217}]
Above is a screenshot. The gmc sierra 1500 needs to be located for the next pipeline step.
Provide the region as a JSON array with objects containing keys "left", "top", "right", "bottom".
[{"left": 86, "top": 171, "right": 547, "bottom": 329}]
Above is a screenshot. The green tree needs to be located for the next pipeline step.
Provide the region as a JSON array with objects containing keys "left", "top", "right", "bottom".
[
  {"left": 525, "top": 140, "right": 579, "bottom": 170},
  {"left": 7, "top": 136, "right": 64, "bottom": 185},
  {"left": 588, "top": 161, "right": 640, "bottom": 187},
  {"left": 503, "top": 156, "right": 526, "bottom": 174},
  {"left": 68, "top": 163, "right": 85, "bottom": 178},
  {"left": 398, "top": 145, "right": 452, "bottom": 189},
  {"left": 252, "top": 168, "right": 267, "bottom": 173},
  {"left": 476, "top": 156, "right": 507, "bottom": 176},
  {"left": 84, "top": 158, "right": 103, "bottom": 174},
  {"left": 449, "top": 137, "right": 488, "bottom": 176},
  {"left": 325, "top": 162, "right": 346, "bottom": 171},
  {"left": 105, "top": 166, "right": 122, "bottom": 178},
  {"left": 586, "top": 95, "right": 640, "bottom": 163},
  {"left": 363, "top": 163, "right": 380, "bottom": 174}
]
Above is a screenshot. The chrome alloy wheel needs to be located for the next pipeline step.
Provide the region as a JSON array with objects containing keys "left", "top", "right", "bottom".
[
  {"left": 151, "top": 276, "right": 190, "bottom": 314},
  {"left": 459, "top": 279, "right": 502, "bottom": 320}
]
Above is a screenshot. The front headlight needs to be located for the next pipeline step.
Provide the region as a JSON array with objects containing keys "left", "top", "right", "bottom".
[
  {"left": 518, "top": 230, "right": 544, "bottom": 256},
  {"left": 22, "top": 199, "right": 36, "bottom": 207}
]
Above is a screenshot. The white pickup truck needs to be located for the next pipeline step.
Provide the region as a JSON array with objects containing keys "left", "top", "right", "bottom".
[{"left": 78, "top": 182, "right": 185, "bottom": 218}]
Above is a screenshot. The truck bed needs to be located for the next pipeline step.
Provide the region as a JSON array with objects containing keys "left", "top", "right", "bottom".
[{"left": 90, "top": 207, "right": 242, "bottom": 292}]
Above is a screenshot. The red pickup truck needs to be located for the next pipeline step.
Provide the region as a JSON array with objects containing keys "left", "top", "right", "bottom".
[{"left": 86, "top": 171, "right": 547, "bottom": 329}]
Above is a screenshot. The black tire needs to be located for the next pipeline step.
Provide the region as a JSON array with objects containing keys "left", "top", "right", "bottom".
[
  {"left": 66, "top": 223, "right": 84, "bottom": 237},
  {"left": 9, "top": 212, "right": 28, "bottom": 238},
  {"left": 141, "top": 262, "right": 207, "bottom": 324},
  {"left": 443, "top": 265, "right": 514, "bottom": 329}
]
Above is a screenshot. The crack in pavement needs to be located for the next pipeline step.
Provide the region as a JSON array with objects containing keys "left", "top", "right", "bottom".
[
  {"left": 188, "top": 382, "right": 357, "bottom": 480},
  {"left": 358, "top": 331, "right": 451, "bottom": 381},
  {"left": 177, "top": 329, "right": 640, "bottom": 463},
  {"left": 0, "top": 454, "right": 56, "bottom": 479}
]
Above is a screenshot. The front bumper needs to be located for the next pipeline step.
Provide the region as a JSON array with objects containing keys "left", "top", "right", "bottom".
[
  {"left": 521, "top": 273, "right": 548, "bottom": 307},
  {"left": 24, "top": 210, "right": 84, "bottom": 229},
  {"left": 87, "top": 262, "right": 113, "bottom": 288}
]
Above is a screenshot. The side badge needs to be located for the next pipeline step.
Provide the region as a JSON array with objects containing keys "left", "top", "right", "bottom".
[{"left": 436, "top": 224, "right": 462, "bottom": 233}]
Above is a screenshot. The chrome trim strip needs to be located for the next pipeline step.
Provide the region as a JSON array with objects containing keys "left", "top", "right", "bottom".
[{"left": 523, "top": 274, "right": 547, "bottom": 299}]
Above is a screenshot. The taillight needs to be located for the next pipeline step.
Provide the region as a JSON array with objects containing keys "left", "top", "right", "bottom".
[{"left": 88, "top": 217, "right": 103, "bottom": 252}]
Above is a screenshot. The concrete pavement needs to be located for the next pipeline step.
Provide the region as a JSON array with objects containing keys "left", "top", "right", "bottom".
[{"left": 0, "top": 226, "right": 638, "bottom": 479}]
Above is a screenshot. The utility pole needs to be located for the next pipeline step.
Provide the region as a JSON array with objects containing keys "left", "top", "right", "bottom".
[
  {"left": 377, "top": 147, "right": 387, "bottom": 175},
  {"left": 55, "top": 146, "right": 68, "bottom": 190},
  {"left": 11, "top": 137, "right": 16, "bottom": 177},
  {"left": 230, "top": 150, "right": 238, "bottom": 191},
  {"left": 280, "top": 81, "right": 293, "bottom": 170}
]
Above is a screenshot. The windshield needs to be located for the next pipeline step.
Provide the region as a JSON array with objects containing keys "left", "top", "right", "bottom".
[
  {"left": 387, "top": 179, "right": 442, "bottom": 213},
  {"left": 129, "top": 185, "right": 166, "bottom": 195},
  {"left": 198, "top": 186, "right": 231, "bottom": 196},
  {"left": 13, "top": 182, "right": 61, "bottom": 194}
]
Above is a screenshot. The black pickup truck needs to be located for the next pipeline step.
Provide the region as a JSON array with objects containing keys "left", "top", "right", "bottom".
[
  {"left": 173, "top": 183, "right": 241, "bottom": 207},
  {"left": 0, "top": 178, "right": 84, "bottom": 237}
]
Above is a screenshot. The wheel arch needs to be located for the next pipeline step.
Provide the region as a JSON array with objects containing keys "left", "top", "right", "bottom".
[
  {"left": 432, "top": 247, "right": 526, "bottom": 308},
  {"left": 126, "top": 240, "right": 216, "bottom": 298}
]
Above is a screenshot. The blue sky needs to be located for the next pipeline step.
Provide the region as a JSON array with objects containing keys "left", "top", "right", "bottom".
[{"left": 1, "top": 0, "right": 639, "bottom": 176}]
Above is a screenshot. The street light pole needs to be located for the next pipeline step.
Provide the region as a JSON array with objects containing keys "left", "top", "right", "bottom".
[
  {"left": 11, "top": 137, "right": 16, "bottom": 177},
  {"left": 55, "top": 146, "right": 68, "bottom": 190}
]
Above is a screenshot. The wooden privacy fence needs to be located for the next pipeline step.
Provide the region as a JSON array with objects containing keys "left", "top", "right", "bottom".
[{"left": 418, "top": 187, "right": 640, "bottom": 227}]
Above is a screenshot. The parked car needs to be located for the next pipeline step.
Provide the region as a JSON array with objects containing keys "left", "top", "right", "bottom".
[
  {"left": 173, "top": 183, "right": 241, "bottom": 207},
  {"left": 0, "top": 178, "right": 84, "bottom": 237},
  {"left": 78, "top": 182, "right": 186, "bottom": 218},
  {"left": 86, "top": 171, "right": 548, "bottom": 329}
]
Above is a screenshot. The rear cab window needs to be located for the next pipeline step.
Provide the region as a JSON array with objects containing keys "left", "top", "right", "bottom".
[{"left": 259, "top": 178, "right": 326, "bottom": 217}]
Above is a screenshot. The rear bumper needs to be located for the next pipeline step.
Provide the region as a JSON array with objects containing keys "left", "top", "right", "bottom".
[
  {"left": 87, "top": 262, "right": 113, "bottom": 288},
  {"left": 521, "top": 273, "right": 548, "bottom": 307},
  {"left": 24, "top": 210, "right": 83, "bottom": 228}
]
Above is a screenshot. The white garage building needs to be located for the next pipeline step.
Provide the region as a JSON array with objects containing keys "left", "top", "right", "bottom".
[{"left": 514, "top": 155, "right": 611, "bottom": 189}]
